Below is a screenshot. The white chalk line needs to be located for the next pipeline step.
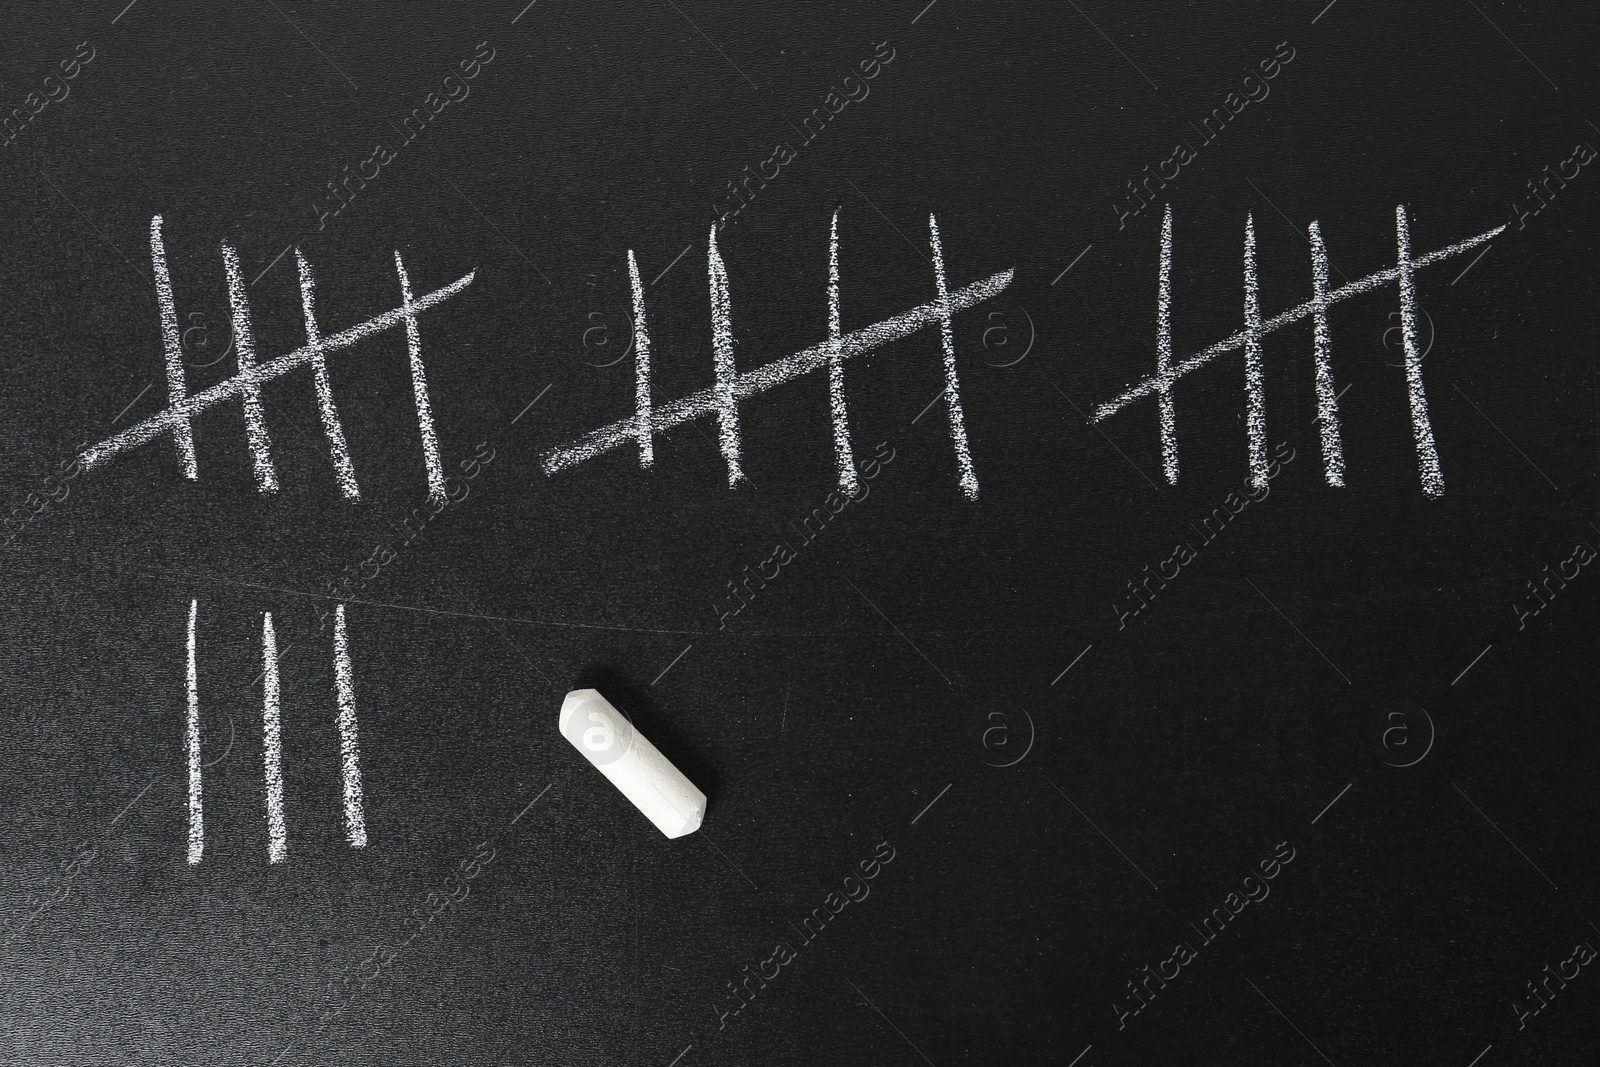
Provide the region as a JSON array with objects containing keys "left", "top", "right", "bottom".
[
  {"left": 620, "top": 252, "right": 652, "bottom": 470},
  {"left": 262, "top": 612, "right": 287, "bottom": 864},
  {"left": 395, "top": 252, "right": 448, "bottom": 504},
  {"left": 930, "top": 214, "right": 980, "bottom": 501},
  {"left": 707, "top": 225, "right": 744, "bottom": 486},
  {"left": 629, "top": 249, "right": 654, "bottom": 468},
  {"left": 1308, "top": 220, "right": 1345, "bottom": 487},
  {"left": 1396, "top": 205, "right": 1444, "bottom": 497},
  {"left": 1156, "top": 205, "right": 1177, "bottom": 484},
  {"left": 827, "top": 208, "right": 859, "bottom": 494},
  {"left": 296, "top": 250, "right": 361, "bottom": 500},
  {"left": 1243, "top": 213, "right": 1268, "bottom": 490},
  {"left": 186, "top": 599, "right": 203, "bottom": 865},
  {"left": 81, "top": 264, "right": 477, "bottom": 472},
  {"left": 1091, "top": 219, "right": 1506, "bottom": 420},
  {"left": 333, "top": 604, "right": 368, "bottom": 848},
  {"left": 149, "top": 217, "right": 198, "bottom": 478},
  {"left": 222, "top": 243, "right": 281, "bottom": 492},
  {"left": 541, "top": 267, "right": 1013, "bottom": 475}
]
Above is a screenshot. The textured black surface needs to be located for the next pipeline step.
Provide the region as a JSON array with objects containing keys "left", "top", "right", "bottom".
[{"left": 0, "top": 2, "right": 1595, "bottom": 1064}]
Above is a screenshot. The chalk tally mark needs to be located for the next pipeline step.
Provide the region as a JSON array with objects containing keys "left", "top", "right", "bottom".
[
  {"left": 183, "top": 602, "right": 370, "bottom": 863},
  {"left": 826, "top": 207, "right": 859, "bottom": 495},
  {"left": 185, "top": 598, "right": 202, "bottom": 865},
  {"left": 150, "top": 217, "right": 198, "bottom": 479},
  {"left": 1093, "top": 204, "right": 1504, "bottom": 495},
  {"left": 628, "top": 249, "right": 654, "bottom": 469},
  {"left": 83, "top": 216, "right": 476, "bottom": 502},
  {"left": 262, "top": 612, "right": 287, "bottom": 864},
  {"left": 1155, "top": 204, "right": 1177, "bottom": 485},
  {"left": 332, "top": 604, "right": 368, "bottom": 848},
  {"left": 222, "top": 242, "right": 280, "bottom": 492},
  {"left": 540, "top": 212, "right": 1013, "bottom": 499},
  {"left": 1308, "top": 220, "right": 1344, "bottom": 487}
]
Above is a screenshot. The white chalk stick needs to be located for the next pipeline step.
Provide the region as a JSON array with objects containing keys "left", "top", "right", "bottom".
[{"left": 559, "top": 689, "right": 705, "bottom": 839}]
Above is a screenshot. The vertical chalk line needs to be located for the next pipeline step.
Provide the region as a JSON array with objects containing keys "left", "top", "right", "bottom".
[
  {"left": 296, "top": 250, "right": 361, "bottom": 499},
  {"left": 1308, "top": 220, "right": 1345, "bottom": 487},
  {"left": 1396, "top": 204, "right": 1444, "bottom": 497},
  {"left": 1242, "top": 213, "right": 1268, "bottom": 490},
  {"left": 1156, "top": 204, "right": 1178, "bottom": 485},
  {"left": 394, "top": 252, "right": 447, "bottom": 504},
  {"left": 185, "top": 598, "right": 203, "bottom": 865},
  {"left": 929, "top": 214, "right": 979, "bottom": 501},
  {"left": 827, "top": 208, "right": 859, "bottom": 494},
  {"left": 262, "top": 611, "right": 287, "bottom": 864},
  {"left": 628, "top": 249, "right": 654, "bottom": 468},
  {"left": 332, "top": 604, "right": 367, "bottom": 848},
  {"left": 707, "top": 225, "right": 744, "bottom": 486},
  {"left": 149, "top": 217, "right": 199, "bottom": 479},
  {"left": 221, "top": 243, "right": 280, "bottom": 492}
]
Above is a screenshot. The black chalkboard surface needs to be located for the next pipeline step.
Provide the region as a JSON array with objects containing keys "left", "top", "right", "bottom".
[{"left": 0, "top": 2, "right": 1595, "bottom": 1064}]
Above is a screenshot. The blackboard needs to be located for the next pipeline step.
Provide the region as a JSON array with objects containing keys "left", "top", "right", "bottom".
[{"left": 1, "top": 2, "right": 1596, "bottom": 1064}]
